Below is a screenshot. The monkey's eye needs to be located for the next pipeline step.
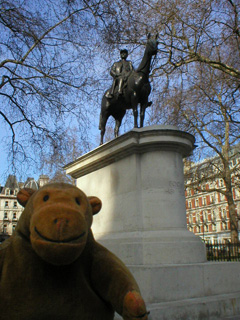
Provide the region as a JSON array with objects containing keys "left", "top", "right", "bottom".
[
  {"left": 43, "top": 195, "right": 49, "bottom": 202},
  {"left": 75, "top": 198, "right": 81, "bottom": 205}
]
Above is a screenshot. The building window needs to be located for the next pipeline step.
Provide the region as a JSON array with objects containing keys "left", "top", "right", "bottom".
[
  {"left": 13, "top": 201, "right": 17, "bottom": 208},
  {"left": 203, "top": 197, "right": 207, "bottom": 206},
  {"left": 196, "top": 213, "right": 200, "bottom": 225},
  {"left": 211, "top": 210, "right": 216, "bottom": 224},
  {"left": 188, "top": 201, "right": 192, "bottom": 209},
  {"left": 221, "top": 208, "right": 227, "bottom": 220},
  {"left": 195, "top": 199, "right": 199, "bottom": 207},
  {"left": 189, "top": 214, "right": 193, "bottom": 225},
  {"left": 3, "top": 225, "right": 7, "bottom": 234},
  {"left": 4, "top": 212, "right": 8, "bottom": 220},
  {"left": 219, "top": 179, "right": 224, "bottom": 187},
  {"left": 12, "top": 225, "right": 16, "bottom": 233},
  {"left": 222, "top": 222, "right": 227, "bottom": 230},
  {"left": 4, "top": 201, "right": 8, "bottom": 208},
  {"left": 13, "top": 212, "right": 17, "bottom": 220},
  {"left": 210, "top": 194, "right": 215, "bottom": 203},
  {"left": 220, "top": 193, "right": 225, "bottom": 202},
  {"left": 203, "top": 211, "right": 208, "bottom": 222}
]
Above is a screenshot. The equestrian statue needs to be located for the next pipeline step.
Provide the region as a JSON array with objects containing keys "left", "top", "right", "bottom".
[{"left": 99, "top": 33, "right": 158, "bottom": 145}]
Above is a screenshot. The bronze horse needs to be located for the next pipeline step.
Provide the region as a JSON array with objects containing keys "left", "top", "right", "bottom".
[{"left": 99, "top": 34, "right": 158, "bottom": 145}]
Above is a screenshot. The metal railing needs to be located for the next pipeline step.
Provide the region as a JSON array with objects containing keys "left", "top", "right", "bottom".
[{"left": 206, "top": 242, "right": 240, "bottom": 261}]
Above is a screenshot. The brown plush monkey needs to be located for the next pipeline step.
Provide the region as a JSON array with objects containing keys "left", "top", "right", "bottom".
[{"left": 0, "top": 183, "right": 148, "bottom": 320}]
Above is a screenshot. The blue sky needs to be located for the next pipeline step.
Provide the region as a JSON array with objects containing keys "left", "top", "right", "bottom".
[
  {"left": 0, "top": 118, "right": 43, "bottom": 186},
  {"left": 0, "top": 121, "right": 11, "bottom": 185}
]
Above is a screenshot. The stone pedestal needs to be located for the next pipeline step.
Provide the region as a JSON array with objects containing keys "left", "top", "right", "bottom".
[
  {"left": 65, "top": 125, "right": 240, "bottom": 319},
  {"left": 65, "top": 125, "right": 206, "bottom": 264}
]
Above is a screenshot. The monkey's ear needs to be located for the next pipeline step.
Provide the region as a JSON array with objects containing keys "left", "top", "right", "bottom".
[
  {"left": 17, "top": 188, "right": 36, "bottom": 207},
  {"left": 88, "top": 196, "right": 102, "bottom": 215}
]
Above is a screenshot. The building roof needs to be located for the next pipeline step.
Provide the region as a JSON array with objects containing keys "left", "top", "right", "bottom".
[
  {"left": 5, "top": 175, "right": 18, "bottom": 189},
  {"left": 24, "top": 178, "right": 39, "bottom": 190}
]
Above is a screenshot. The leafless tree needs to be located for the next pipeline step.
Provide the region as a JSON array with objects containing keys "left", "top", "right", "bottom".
[
  {"left": 155, "top": 63, "right": 240, "bottom": 242},
  {"left": 0, "top": 0, "right": 114, "bottom": 176}
]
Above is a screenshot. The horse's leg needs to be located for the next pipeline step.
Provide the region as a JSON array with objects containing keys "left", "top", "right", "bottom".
[
  {"left": 99, "top": 112, "right": 108, "bottom": 145},
  {"left": 114, "top": 117, "right": 123, "bottom": 138},
  {"left": 140, "top": 104, "right": 146, "bottom": 128},
  {"left": 131, "top": 94, "right": 139, "bottom": 128},
  {"left": 100, "top": 124, "right": 105, "bottom": 145},
  {"left": 140, "top": 97, "right": 152, "bottom": 127},
  {"left": 114, "top": 120, "right": 120, "bottom": 137},
  {"left": 133, "top": 107, "right": 138, "bottom": 128}
]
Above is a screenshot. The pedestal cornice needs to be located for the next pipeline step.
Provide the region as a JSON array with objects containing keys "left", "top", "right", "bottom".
[{"left": 64, "top": 125, "right": 196, "bottom": 179}]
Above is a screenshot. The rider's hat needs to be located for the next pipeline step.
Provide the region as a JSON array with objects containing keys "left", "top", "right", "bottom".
[{"left": 120, "top": 49, "right": 128, "bottom": 54}]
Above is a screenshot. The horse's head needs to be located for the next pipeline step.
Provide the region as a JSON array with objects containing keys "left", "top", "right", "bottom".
[{"left": 146, "top": 33, "right": 158, "bottom": 56}]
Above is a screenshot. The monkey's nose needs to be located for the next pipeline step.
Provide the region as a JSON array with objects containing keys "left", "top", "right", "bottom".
[{"left": 54, "top": 218, "right": 69, "bottom": 233}]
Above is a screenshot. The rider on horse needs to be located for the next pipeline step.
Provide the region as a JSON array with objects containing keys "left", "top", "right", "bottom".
[
  {"left": 99, "top": 34, "right": 158, "bottom": 145},
  {"left": 107, "top": 49, "right": 134, "bottom": 99}
]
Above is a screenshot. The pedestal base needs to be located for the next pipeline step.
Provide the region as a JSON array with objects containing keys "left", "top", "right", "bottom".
[
  {"left": 115, "top": 293, "right": 240, "bottom": 320},
  {"left": 98, "top": 229, "right": 206, "bottom": 265},
  {"left": 114, "top": 262, "right": 240, "bottom": 320}
]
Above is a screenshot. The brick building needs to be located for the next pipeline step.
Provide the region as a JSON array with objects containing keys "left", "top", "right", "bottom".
[{"left": 185, "top": 146, "right": 240, "bottom": 243}]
